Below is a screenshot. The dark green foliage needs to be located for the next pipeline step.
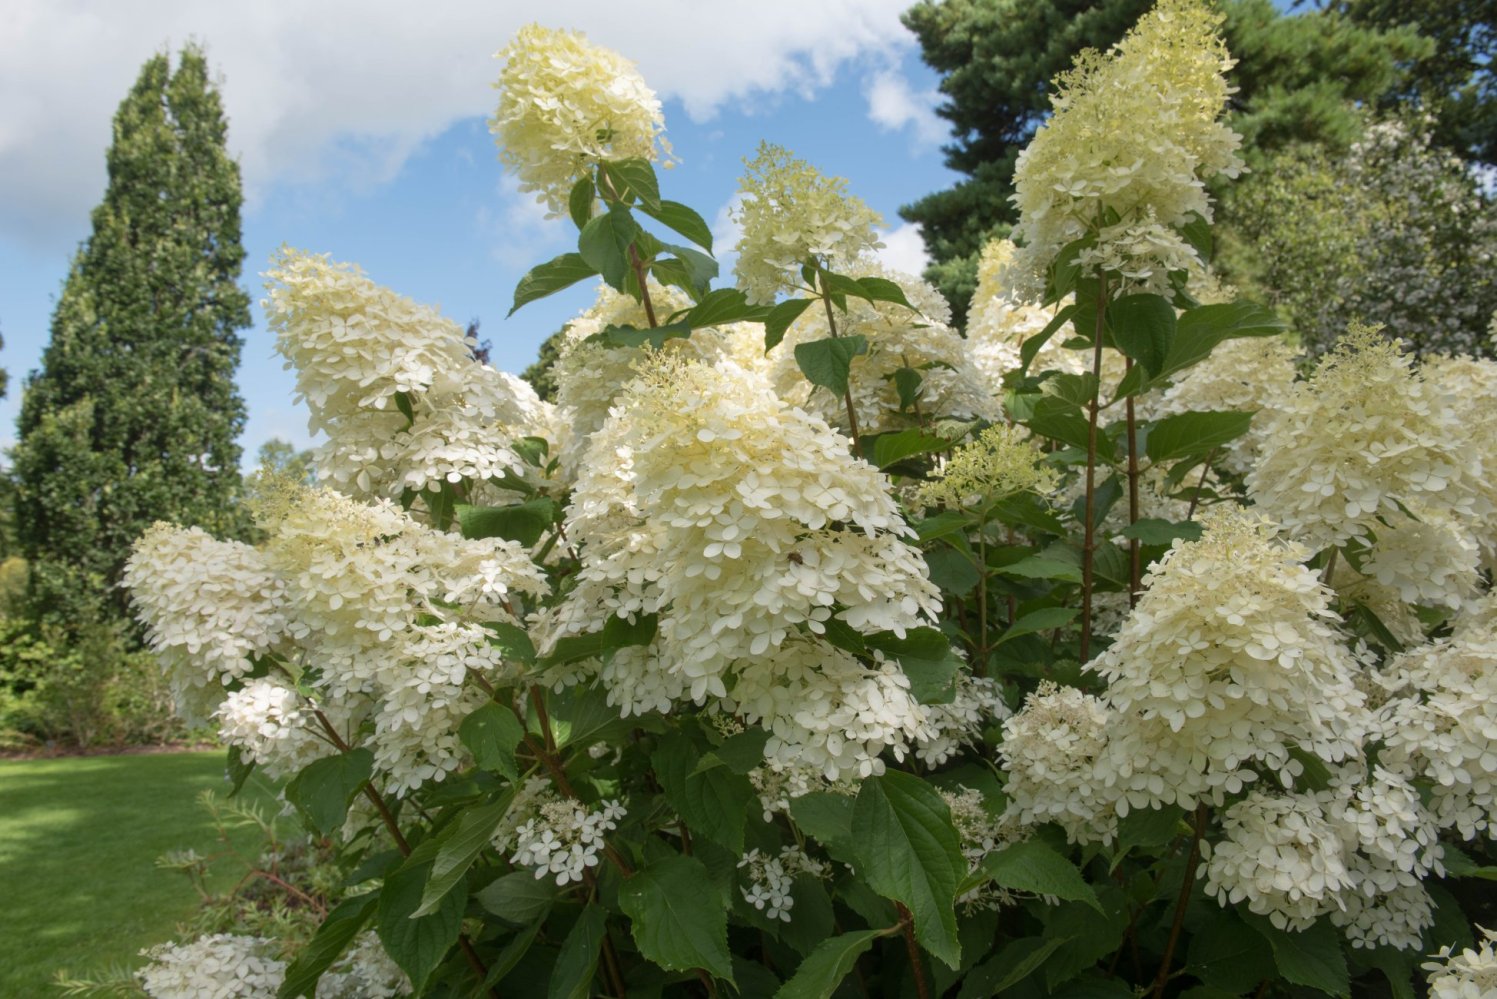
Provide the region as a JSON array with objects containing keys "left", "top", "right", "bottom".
[
  {"left": 13, "top": 46, "right": 251, "bottom": 626},
  {"left": 900, "top": 0, "right": 1427, "bottom": 325}
]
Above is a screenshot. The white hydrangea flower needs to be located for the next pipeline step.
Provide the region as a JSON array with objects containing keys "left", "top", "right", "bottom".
[
  {"left": 123, "top": 523, "right": 289, "bottom": 720},
  {"left": 965, "top": 240, "right": 1086, "bottom": 389},
  {"left": 767, "top": 262, "right": 998, "bottom": 431},
  {"left": 1424, "top": 927, "right": 1497, "bottom": 998},
  {"left": 215, "top": 679, "right": 341, "bottom": 781},
  {"left": 1089, "top": 507, "right": 1366, "bottom": 812},
  {"left": 1362, "top": 509, "right": 1482, "bottom": 610},
  {"left": 914, "top": 424, "right": 1057, "bottom": 511},
  {"left": 316, "top": 931, "right": 411, "bottom": 999},
  {"left": 738, "top": 846, "right": 830, "bottom": 923},
  {"left": 998, "top": 681, "right": 1118, "bottom": 842},
  {"left": 732, "top": 143, "right": 884, "bottom": 304},
  {"left": 137, "top": 934, "right": 286, "bottom": 999},
  {"left": 914, "top": 676, "right": 1010, "bottom": 766},
  {"left": 510, "top": 796, "right": 627, "bottom": 886},
  {"left": 943, "top": 786, "right": 1020, "bottom": 912},
  {"left": 748, "top": 761, "right": 857, "bottom": 822},
  {"left": 1374, "top": 636, "right": 1497, "bottom": 841},
  {"left": 491, "top": 24, "right": 670, "bottom": 215},
  {"left": 1246, "top": 324, "right": 1483, "bottom": 550},
  {"left": 1006, "top": 0, "right": 1243, "bottom": 298},
  {"left": 1202, "top": 788, "right": 1354, "bottom": 931},
  {"left": 1419, "top": 353, "right": 1497, "bottom": 569}
]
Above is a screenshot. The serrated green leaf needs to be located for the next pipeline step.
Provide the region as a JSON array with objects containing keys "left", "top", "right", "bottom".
[
  {"left": 765, "top": 297, "right": 814, "bottom": 352},
  {"left": 870, "top": 429, "right": 950, "bottom": 469},
  {"left": 1108, "top": 293, "right": 1176, "bottom": 377},
  {"left": 278, "top": 892, "right": 378, "bottom": 998},
  {"left": 415, "top": 794, "right": 514, "bottom": 916},
  {"left": 544, "top": 612, "right": 657, "bottom": 667},
  {"left": 774, "top": 929, "right": 884, "bottom": 999},
  {"left": 601, "top": 157, "right": 661, "bottom": 210},
  {"left": 285, "top": 749, "right": 374, "bottom": 836},
  {"left": 863, "top": 627, "right": 964, "bottom": 704},
  {"left": 680, "top": 288, "right": 772, "bottom": 328},
  {"left": 484, "top": 621, "right": 536, "bottom": 664},
  {"left": 852, "top": 771, "right": 965, "bottom": 969},
  {"left": 996, "top": 607, "right": 1078, "bottom": 645},
  {"left": 567, "top": 176, "right": 595, "bottom": 229},
  {"left": 958, "top": 935, "right": 1073, "bottom": 999},
  {"left": 1111, "top": 805, "right": 1184, "bottom": 870},
  {"left": 653, "top": 733, "right": 755, "bottom": 853},
  {"left": 708, "top": 728, "right": 771, "bottom": 774},
  {"left": 458, "top": 703, "right": 525, "bottom": 780},
  {"left": 1246, "top": 914, "right": 1350, "bottom": 997},
  {"left": 968, "top": 839, "right": 1100, "bottom": 912},
  {"left": 620, "top": 854, "right": 735, "bottom": 982},
  {"left": 789, "top": 792, "right": 859, "bottom": 867},
  {"left": 639, "top": 198, "right": 713, "bottom": 250},
  {"left": 549, "top": 904, "right": 607, "bottom": 999},
  {"left": 1021, "top": 303, "right": 1078, "bottom": 373},
  {"left": 794, "top": 335, "right": 868, "bottom": 397},
  {"left": 1025, "top": 396, "right": 1114, "bottom": 459},
  {"left": 1145, "top": 410, "right": 1253, "bottom": 464},
  {"left": 1000, "top": 557, "right": 1084, "bottom": 583},
  {"left": 1043, "top": 371, "right": 1100, "bottom": 409},
  {"left": 376, "top": 854, "right": 466, "bottom": 990},
  {"left": 586, "top": 321, "right": 693, "bottom": 350},
  {"left": 1153, "top": 300, "right": 1285, "bottom": 383},
  {"left": 854, "top": 275, "right": 917, "bottom": 310},
  {"left": 477, "top": 872, "right": 559, "bottom": 925},
  {"left": 510, "top": 253, "right": 597, "bottom": 316},
  {"left": 455, "top": 498, "right": 556, "bottom": 547},
  {"left": 663, "top": 242, "right": 718, "bottom": 292},
  {"left": 1119, "top": 518, "right": 1203, "bottom": 546},
  {"left": 1189, "top": 907, "right": 1275, "bottom": 994},
  {"left": 579, "top": 206, "right": 641, "bottom": 290},
  {"left": 226, "top": 744, "right": 254, "bottom": 798}
]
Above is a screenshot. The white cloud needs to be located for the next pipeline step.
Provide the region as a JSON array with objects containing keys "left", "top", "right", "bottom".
[
  {"left": 863, "top": 69, "right": 945, "bottom": 149},
  {"left": 710, "top": 192, "right": 745, "bottom": 279},
  {"left": 875, "top": 222, "right": 930, "bottom": 276},
  {"left": 0, "top": 0, "right": 915, "bottom": 251}
]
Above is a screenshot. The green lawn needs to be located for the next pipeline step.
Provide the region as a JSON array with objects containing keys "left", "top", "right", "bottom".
[{"left": 0, "top": 751, "right": 277, "bottom": 995}]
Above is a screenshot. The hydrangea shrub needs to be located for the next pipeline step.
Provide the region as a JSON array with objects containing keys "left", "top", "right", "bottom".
[{"left": 122, "top": 3, "right": 1497, "bottom": 996}]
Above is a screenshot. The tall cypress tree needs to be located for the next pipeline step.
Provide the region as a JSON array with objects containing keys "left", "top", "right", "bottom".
[{"left": 14, "top": 46, "right": 250, "bottom": 625}]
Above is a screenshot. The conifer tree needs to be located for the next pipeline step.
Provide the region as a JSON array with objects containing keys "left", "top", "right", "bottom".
[{"left": 13, "top": 46, "right": 250, "bottom": 626}]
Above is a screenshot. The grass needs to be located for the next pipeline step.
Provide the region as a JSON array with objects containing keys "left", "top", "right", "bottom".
[{"left": 0, "top": 751, "right": 278, "bottom": 996}]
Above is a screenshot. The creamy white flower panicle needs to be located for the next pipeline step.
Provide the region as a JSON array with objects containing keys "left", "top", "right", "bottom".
[
  {"left": 262, "top": 249, "right": 544, "bottom": 501},
  {"left": 1419, "top": 353, "right": 1497, "bottom": 569},
  {"left": 491, "top": 24, "right": 670, "bottom": 215},
  {"left": 732, "top": 143, "right": 884, "bottom": 304},
  {"left": 1089, "top": 507, "right": 1366, "bottom": 812},
  {"left": 510, "top": 795, "right": 627, "bottom": 886},
  {"left": 137, "top": 934, "right": 286, "bottom": 999},
  {"left": 1362, "top": 509, "right": 1482, "bottom": 610},
  {"left": 545, "top": 354, "right": 941, "bottom": 778},
  {"left": 1424, "top": 927, "right": 1497, "bottom": 998},
  {"left": 1246, "top": 324, "right": 1482, "bottom": 550},
  {"left": 965, "top": 240, "right": 1086, "bottom": 390},
  {"left": 998, "top": 681, "right": 1118, "bottom": 842},
  {"left": 214, "top": 679, "right": 341, "bottom": 781},
  {"left": 316, "top": 932, "right": 412, "bottom": 999},
  {"left": 1374, "top": 636, "right": 1497, "bottom": 841},
  {"left": 768, "top": 262, "right": 998, "bottom": 431},
  {"left": 749, "top": 761, "right": 857, "bottom": 822},
  {"left": 738, "top": 846, "right": 831, "bottom": 923},
  {"left": 123, "top": 523, "right": 289, "bottom": 720},
  {"left": 1006, "top": 0, "right": 1243, "bottom": 298},
  {"left": 943, "top": 786, "right": 1020, "bottom": 912},
  {"left": 914, "top": 424, "right": 1057, "bottom": 511},
  {"left": 914, "top": 676, "right": 1010, "bottom": 766}
]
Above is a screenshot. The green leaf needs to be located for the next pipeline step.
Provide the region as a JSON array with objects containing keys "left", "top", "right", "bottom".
[
  {"left": 1048, "top": 237, "right": 1092, "bottom": 302},
  {"left": 1111, "top": 805, "right": 1184, "bottom": 870},
  {"left": 480, "top": 919, "right": 544, "bottom": 990},
  {"left": 567, "top": 176, "right": 595, "bottom": 229},
  {"left": 1108, "top": 293, "right": 1176, "bottom": 377},
  {"left": 765, "top": 298, "right": 814, "bottom": 352},
  {"left": 459, "top": 703, "right": 525, "bottom": 781},
  {"left": 1118, "top": 518, "right": 1203, "bottom": 546},
  {"left": 639, "top": 199, "right": 714, "bottom": 250},
  {"left": 1246, "top": 915, "right": 1350, "bottom": 998},
  {"left": 278, "top": 892, "right": 379, "bottom": 998},
  {"left": 893, "top": 367, "right": 923, "bottom": 411},
  {"left": 284, "top": 749, "right": 374, "bottom": 836},
  {"left": 704, "top": 728, "right": 771, "bottom": 774},
  {"left": 1181, "top": 215, "right": 1212, "bottom": 261},
  {"left": 681, "top": 288, "right": 772, "bottom": 329},
  {"left": 1145, "top": 410, "right": 1252, "bottom": 464},
  {"left": 794, "top": 335, "right": 868, "bottom": 397},
  {"left": 484, "top": 621, "right": 537, "bottom": 665},
  {"left": 1025, "top": 396, "right": 1113, "bottom": 459},
  {"left": 1021, "top": 303, "right": 1078, "bottom": 373},
  {"left": 663, "top": 242, "right": 718, "bottom": 292},
  {"left": 996, "top": 607, "right": 1078, "bottom": 645},
  {"left": 544, "top": 612, "right": 657, "bottom": 667},
  {"left": 226, "top": 744, "right": 255, "bottom": 798},
  {"left": 914, "top": 511, "right": 969, "bottom": 542},
  {"left": 620, "top": 854, "right": 735, "bottom": 982},
  {"left": 1360, "top": 946, "right": 1416, "bottom": 999},
  {"left": 587, "top": 321, "right": 693, "bottom": 350},
  {"left": 851, "top": 770, "right": 965, "bottom": 968},
  {"left": 477, "top": 872, "right": 559, "bottom": 925},
  {"left": 1154, "top": 300, "right": 1285, "bottom": 383},
  {"left": 774, "top": 929, "right": 884, "bottom": 999},
  {"left": 863, "top": 627, "right": 964, "bottom": 704},
  {"left": 653, "top": 733, "right": 756, "bottom": 853},
  {"left": 509, "top": 252, "right": 597, "bottom": 316},
  {"left": 1189, "top": 908, "right": 1275, "bottom": 995},
  {"left": 455, "top": 498, "right": 556, "bottom": 547},
  {"left": 579, "top": 207, "right": 642, "bottom": 290},
  {"left": 854, "top": 275, "right": 917, "bottom": 310},
  {"left": 601, "top": 158, "right": 661, "bottom": 210},
  {"left": 1000, "top": 557, "right": 1084, "bottom": 583},
  {"left": 789, "top": 792, "right": 858, "bottom": 867},
  {"left": 1043, "top": 371, "right": 1099, "bottom": 409},
  {"left": 968, "top": 839, "right": 1100, "bottom": 912},
  {"left": 958, "top": 935, "right": 1073, "bottom": 999},
  {"left": 870, "top": 429, "right": 950, "bottom": 469},
  {"left": 376, "top": 853, "right": 467, "bottom": 990},
  {"left": 549, "top": 904, "right": 607, "bottom": 999},
  {"left": 415, "top": 795, "right": 514, "bottom": 916}
]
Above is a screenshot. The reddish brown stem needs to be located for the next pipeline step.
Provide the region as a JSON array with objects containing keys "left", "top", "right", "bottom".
[
  {"left": 817, "top": 267, "right": 862, "bottom": 453},
  {"left": 1153, "top": 805, "right": 1209, "bottom": 998},
  {"left": 1125, "top": 358, "right": 1142, "bottom": 605},
  {"left": 895, "top": 903, "right": 931, "bottom": 999},
  {"left": 1080, "top": 273, "right": 1109, "bottom": 663}
]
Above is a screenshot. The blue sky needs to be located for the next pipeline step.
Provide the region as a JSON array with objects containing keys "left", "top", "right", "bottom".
[{"left": 0, "top": 0, "right": 956, "bottom": 464}]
